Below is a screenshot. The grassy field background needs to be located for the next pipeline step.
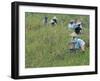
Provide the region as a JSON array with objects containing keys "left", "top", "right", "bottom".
[{"left": 25, "top": 12, "right": 90, "bottom": 68}]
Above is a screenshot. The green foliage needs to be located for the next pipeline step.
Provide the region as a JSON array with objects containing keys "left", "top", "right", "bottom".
[{"left": 25, "top": 12, "right": 89, "bottom": 68}]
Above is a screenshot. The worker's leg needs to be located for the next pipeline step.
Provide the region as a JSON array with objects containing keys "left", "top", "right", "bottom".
[{"left": 81, "top": 45, "right": 85, "bottom": 52}]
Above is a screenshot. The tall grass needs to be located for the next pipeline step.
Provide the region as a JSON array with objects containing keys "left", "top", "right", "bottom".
[{"left": 25, "top": 12, "right": 89, "bottom": 68}]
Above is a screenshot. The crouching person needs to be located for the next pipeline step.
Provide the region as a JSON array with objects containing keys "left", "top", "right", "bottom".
[
  {"left": 69, "top": 36, "right": 85, "bottom": 53},
  {"left": 68, "top": 20, "right": 76, "bottom": 30},
  {"left": 50, "top": 16, "right": 58, "bottom": 26}
]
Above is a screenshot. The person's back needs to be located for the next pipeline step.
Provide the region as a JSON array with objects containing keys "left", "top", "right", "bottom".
[
  {"left": 77, "top": 38, "right": 85, "bottom": 47},
  {"left": 68, "top": 23, "right": 74, "bottom": 29},
  {"left": 75, "top": 38, "right": 85, "bottom": 51},
  {"left": 68, "top": 20, "right": 76, "bottom": 29}
]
